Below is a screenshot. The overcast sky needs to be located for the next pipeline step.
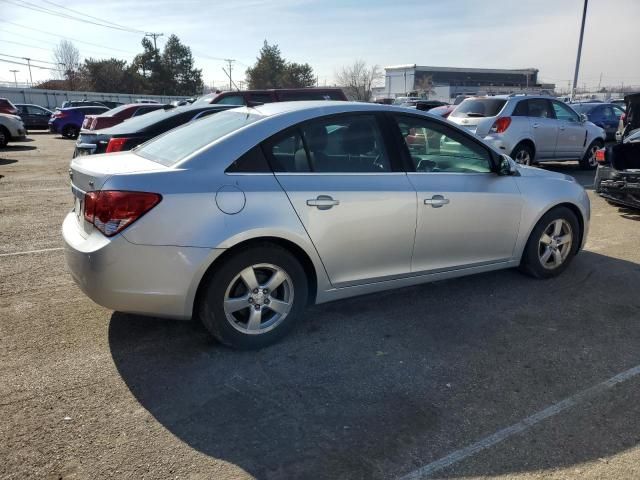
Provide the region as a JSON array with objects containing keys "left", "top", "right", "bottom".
[{"left": 1, "top": 0, "right": 638, "bottom": 91}]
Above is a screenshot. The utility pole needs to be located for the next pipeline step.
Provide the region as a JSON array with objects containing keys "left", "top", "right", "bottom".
[
  {"left": 10, "top": 69, "right": 19, "bottom": 88},
  {"left": 22, "top": 58, "right": 33, "bottom": 86},
  {"left": 597, "top": 72, "right": 602, "bottom": 91},
  {"left": 145, "top": 32, "right": 164, "bottom": 52},
  {"left": 571, "top": 0, "right": 588, "bottom": 101},
  {"left": 224, "top": 59, "right": 235, "bottom": 90}
]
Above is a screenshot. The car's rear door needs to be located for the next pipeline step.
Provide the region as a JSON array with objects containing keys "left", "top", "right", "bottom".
[
  {"left": 390, "top": 113, "right": 522, "bottom": 273},
  {"left": 265, "top": 113, "right": 417, "bottom": 287},
  {"left": 551, "top": 100, "right": 587, "bottom": 158},
  {"left": 526, "top": 99, "right": 558, "bottom": 159}
]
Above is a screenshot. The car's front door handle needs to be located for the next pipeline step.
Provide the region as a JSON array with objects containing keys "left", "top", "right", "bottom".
[
  {"left": 424, "top": 195, "right": 450, "bottom": 208},
  {"left": 307, "top": 195, "right": 339, "bottom": 210},
  {"left": 532, "top": 122, "right": 540, "bottom": 128}
]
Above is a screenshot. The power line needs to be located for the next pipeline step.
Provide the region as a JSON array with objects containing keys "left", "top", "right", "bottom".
[
  {"left": 41, "top": 0, "right": 142, "bottom": 31},
  {"left": 2, "top": 0, "right": 145, "bottom": 34},
  {"left": 0, "top": 52, "right": 60, "bottom": 66},
  {"left": 0, "top": 38, "right": 53, "bottom": 52},
  {"left": 0, "top": 58, "right": 61, "bottom": 71},
  {"left": 0, "top": 20, "right": 139, "bottom": 55}
]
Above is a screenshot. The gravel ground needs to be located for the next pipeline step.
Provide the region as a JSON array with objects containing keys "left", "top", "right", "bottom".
[{"left": 1, "top": 133, "right": 639, "bottom": 480}]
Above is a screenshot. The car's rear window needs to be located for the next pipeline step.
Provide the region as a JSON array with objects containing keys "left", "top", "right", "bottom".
[
  {"left": 451, "top": 98, "right": 507, "bottom": 118},
  {"left": 136, "top": 110, "right": 263, "bottom": 166}
]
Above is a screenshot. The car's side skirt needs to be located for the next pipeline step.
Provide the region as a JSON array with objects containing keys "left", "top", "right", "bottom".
[{"left": 315, "top": 259, "right": 519, "bottom": 304}]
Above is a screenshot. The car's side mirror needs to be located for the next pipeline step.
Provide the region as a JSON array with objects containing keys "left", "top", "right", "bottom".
[
  {"left": 579, "top": 113, "right": 588, "bottom": 123},
  {"left": 497, "top": 154, "right": 518, "bottom": 175}
]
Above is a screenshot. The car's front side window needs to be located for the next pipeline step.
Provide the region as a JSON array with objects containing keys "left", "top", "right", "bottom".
[
  {"left": 394, "top": 115, "right": 492, "bottom": 173},
  {"left": 552, "top": 101, "right": 580, "bottom": 122}
]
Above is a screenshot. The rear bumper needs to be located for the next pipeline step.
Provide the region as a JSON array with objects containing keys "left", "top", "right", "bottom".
[
  {"left": 62, "top": 212, "right": 225, "bottom": 319},
  {"left": 482, "top": 134, "right": 514, "bottom": 155}
]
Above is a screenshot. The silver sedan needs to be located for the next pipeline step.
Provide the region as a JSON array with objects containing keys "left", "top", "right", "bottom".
[{"left": 63, "top": 101, "right": 590, "bottom": 349}]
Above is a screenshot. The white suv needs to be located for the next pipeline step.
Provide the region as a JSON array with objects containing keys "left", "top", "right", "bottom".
[{"left": 448, "top": 95, "right": 606, "bottom": 170}]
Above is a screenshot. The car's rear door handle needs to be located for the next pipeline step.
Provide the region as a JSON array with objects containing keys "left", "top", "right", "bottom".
[
  {"left": 307, "top": 195, "right": 339, "bottom": 210},
  {"left": 532, "top": 122, "right": 540, "bottom": 128},
  {"left": 424, "top": 195, "right": 450, "bottom": 208}
]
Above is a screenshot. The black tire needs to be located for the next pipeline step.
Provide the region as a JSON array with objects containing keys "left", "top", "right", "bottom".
[
  {"left": 198, "top": 243, "right": 308, "bottom": 349},
  {"left": 0, "top": 126, "right": 9, "bottom": 147},
  {"left": 511, "top": 142, "right": 535, "bottom": 166},
  {"left": 580, "top": 139, "right": 604, "bottom": 170},
  {"left": 519, "top": 206, "right": 580, "bottom": 279},
  {"left": 62, "top": 124, "right": 79, "bottom": 139}
]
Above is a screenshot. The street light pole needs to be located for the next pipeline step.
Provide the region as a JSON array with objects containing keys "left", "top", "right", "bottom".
[
  {"left": 571, "top": 0, "right": 588, "bottom": 101},
  {"left": 10, "top": 69, "right": 19, "bottom": 88},
  {"left": 22, "top": 58, "right": 33, "bottom": 86}
]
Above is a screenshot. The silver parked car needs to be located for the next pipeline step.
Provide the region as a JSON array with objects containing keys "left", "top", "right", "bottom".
[
  {"left": 448, "top": 95, "right": 606, "bottom": 170},
  {"left": 63, "top": 101, "right": 590, "bottom": 349}
]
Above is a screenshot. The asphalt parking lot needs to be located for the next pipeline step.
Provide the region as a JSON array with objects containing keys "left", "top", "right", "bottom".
[{"left": 1, "top": 133, "right": 640, "bottom": 480}]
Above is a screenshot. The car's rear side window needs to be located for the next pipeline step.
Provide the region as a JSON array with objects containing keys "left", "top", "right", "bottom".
[
  {"left": 526, "top": 99, "right": 555, "bottom": 119},
  {"left": 226, "top": 146, "right": 271, "bottom": 173},
  {"left": 512, "top": 100, "right": 528, "bottom": 116}
]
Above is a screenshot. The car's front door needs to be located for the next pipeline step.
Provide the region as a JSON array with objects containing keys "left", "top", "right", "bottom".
[
  {"left": 266, "top": 113, "right": 417, "bottom": 287},
  {"left": 551, "top": 100, "right": 587, "bottom": 158},
  {"left": 391, "top": 114, "right": 523, "bottom": 273},
  {"left": 526, "top": 98, "right": 558, "bottom": 159}
]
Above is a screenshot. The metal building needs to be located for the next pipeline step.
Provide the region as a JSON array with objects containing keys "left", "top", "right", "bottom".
[{"left": 380, "top": 65, "right": 554, "bottom": 101}]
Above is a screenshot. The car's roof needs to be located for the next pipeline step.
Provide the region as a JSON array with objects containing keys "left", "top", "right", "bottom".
[{"left": 237, "top": 100, "right": 425, "bottom": 118}]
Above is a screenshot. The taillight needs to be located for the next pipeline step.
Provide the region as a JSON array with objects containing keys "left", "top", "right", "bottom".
[
  {"left": 105, "top": 137, "right": 129, "bottom": 153},
  {"left": 490, "top": 117, "right": 512, "bottom": 134},
  {"left": 595, "top": 148, "right": 606, "bottom": 164},
  {"left": 91, "top": 118, "right": 97, "bottom": 130},
  {"left": 53, "top": 111, "right": 67, "bottom": 118},
  {"left": 83, "top": 191, "right": 161, "bottom": 237}
]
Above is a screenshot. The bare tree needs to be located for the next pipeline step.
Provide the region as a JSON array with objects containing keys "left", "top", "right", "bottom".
[
  {"left": 53, "top": 40, "right": 81, "bottom": 89},
  {"left": 335, "top": 60, "right": 381, "bottom": 102}
]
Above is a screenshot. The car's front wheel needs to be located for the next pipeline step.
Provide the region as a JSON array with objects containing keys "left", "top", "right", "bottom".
[
  {"left": 198, "top": 243, "right": 308, "bottom": 349},
  {"left": 519, "top": 206, "right": 580, "bottom": 279},
  {"left": 0, "top": 126, "right": 9, "bottom": 147}
]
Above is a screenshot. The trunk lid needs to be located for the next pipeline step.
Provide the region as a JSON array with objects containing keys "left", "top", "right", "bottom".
[{"left": 69, "top": 152, "right": 170, "bottom": 237}]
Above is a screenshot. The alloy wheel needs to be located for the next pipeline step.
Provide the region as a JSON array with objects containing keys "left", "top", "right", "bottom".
[
  {"left": 515, "top": 149, "right": 531, "bottom": 165},
  {"left": 538, "top": 219, "right": 573, "bottom": 270},
  {"left": 587, "top": 144, "right": 600, "bottom": 167},
  {"left": 223, "top": 263, "right": 294, "bottom": 335}
]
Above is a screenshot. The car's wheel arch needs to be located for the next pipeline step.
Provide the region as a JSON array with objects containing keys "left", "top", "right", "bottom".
[
  {"left": 511, "top": 138, "right": 536, "bottom": 159},
  {"left": 189, "top": 234, "right": 323, "bottom": 320},
  {"left": 518, "top": 202, "right": 586, "bottom": 262}
]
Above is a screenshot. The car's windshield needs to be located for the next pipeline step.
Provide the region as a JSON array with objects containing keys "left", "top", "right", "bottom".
[
  {"left": 136, "top": 109, "right": 263, "bottom": 166},
  {"left": 101, "top": 104, "right": 133, "bottom": 116},
  {"left": 451, "top": 98, "right": 507, "bottom": 118}
]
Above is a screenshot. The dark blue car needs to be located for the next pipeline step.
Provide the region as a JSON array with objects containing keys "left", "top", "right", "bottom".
[
  {"left": 48, "top": 105, "right": 110, "bottom": 138},
  {"left": 572, "top": 102, "right": 625, "bottom": 140}
]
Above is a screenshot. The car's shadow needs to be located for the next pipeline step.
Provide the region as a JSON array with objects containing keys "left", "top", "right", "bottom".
[
  {"left": 0, "top": 145, "right": 36, "bottom": 153},
  {"left": 109, "top": 251, "right": 640, "bottom": 479},
  {"left": 543, "top": 161, "right": 595, "bottom": 190}
]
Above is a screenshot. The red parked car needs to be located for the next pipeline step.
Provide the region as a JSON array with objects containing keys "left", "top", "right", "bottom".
[
  {"left": 81, "top": 103, "right": 166, "bottom": 131},
  {"left": 0, "top": 98, "right": 18, "bottom": 115}
]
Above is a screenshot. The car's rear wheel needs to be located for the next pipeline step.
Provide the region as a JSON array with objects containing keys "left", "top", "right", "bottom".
[
  {"left": 198, "top": 244, "right": 308, "bottom": 349},
  {"left": 0, "top": 126, "right": 9, "bottom": 147},
  {"left": 62, "top": 125, "right": 79, "bottom": 139},
  {"left": 580, "top": 139, "right": 604, "bottom": 170},
  {"left": 519, "top": 206, "right": 580, "bottom": 279},
  {"left": 511, "top": 142, "right": 535, "bottom": 166}
]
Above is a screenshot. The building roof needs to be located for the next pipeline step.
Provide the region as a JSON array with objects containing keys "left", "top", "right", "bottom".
[{"left": 384, "top": 65, "right": 538, "bottom": 75}]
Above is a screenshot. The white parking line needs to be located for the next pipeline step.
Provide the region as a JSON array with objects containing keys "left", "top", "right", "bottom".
[
  {"left": 0, "top": 247, "right": 64, "bottom": 257},
  {"left": 398, "top": 363, "right": 640, "bottom": 479}
]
